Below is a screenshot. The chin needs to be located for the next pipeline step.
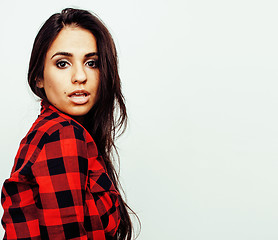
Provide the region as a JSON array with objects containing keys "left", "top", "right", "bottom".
[
  {"left": 68, "top": 109, "right": 90, "bottom": 117},
  {"left": 63, "top": 105, "right": 92, "bottom": 117}
]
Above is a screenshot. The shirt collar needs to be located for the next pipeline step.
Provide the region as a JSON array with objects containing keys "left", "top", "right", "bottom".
[
  {"left": 40, "top": 100, "right": 89, "bottom": 131},
  {"left": 40, "top": 99, "right": 76, "bottom": 123}
]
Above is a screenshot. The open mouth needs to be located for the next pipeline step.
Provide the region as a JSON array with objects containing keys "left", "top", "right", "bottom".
[
  {"left": 68, "top": 90, "right": 90, "bottom": 104},
  {"left": 70, "top": 92, "right": 88, "bottom": 98}
]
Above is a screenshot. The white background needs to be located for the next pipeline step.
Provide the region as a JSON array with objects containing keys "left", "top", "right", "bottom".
[{"left": 1, "top": 0, "right": 278, "bottom": 239}]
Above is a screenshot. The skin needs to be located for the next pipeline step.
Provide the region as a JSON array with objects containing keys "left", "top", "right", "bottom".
[{"left": 37, "top": 26, "right": 100, "bottom": 120}]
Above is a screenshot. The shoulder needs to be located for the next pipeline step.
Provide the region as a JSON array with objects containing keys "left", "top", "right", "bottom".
[
  {"left": 10, "top": 105, "right": 100, "bottom": 180},
  {"left": 24, "top": 111, "right": 84, "bottom": 147},
  {"left": 36, "top": 108, "right": 85, "bottom": 136},
  {"left": 10, "top": 103, "right": 100, "bottom": 178},
  {"left": 18, "top": 106, "right": 91, "bottom": 162}
]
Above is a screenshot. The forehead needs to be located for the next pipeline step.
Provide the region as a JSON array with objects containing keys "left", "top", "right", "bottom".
[{"left": 46, "top": 26, "right": 97, "bottom": 57}]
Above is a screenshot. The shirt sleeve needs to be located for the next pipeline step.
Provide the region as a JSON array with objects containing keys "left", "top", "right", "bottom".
[
  {"left": 32, "top": 125, "right": 89, "bottom": 239},
  {"left": 2, "top": 124, "right": 90, "bottom": 239}
]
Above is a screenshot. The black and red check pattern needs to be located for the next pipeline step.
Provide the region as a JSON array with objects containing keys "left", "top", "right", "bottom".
[{"left": 1, "top": 101, "right": 121, "bottom": 239}]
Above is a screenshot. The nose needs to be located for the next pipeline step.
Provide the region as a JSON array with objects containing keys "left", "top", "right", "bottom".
[{"left": 71, "top": 64, "right": 87, "bottom": 84}]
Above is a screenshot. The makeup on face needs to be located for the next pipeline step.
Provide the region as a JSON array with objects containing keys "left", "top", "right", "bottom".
[{"left": 40, "top": 26, "right": 100, "bottom": 117}]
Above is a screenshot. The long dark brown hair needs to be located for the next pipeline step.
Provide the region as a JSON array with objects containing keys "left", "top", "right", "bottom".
[{"left": 28, "top": 8, "right": 138, "bottom": 240}]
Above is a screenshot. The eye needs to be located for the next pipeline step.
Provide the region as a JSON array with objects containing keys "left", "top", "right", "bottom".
[
  {"left": 86, "top": 59, "right": 99, "bottom": 68},
  {"left": 56, "top": 60, "right": 70, "bottom": 69}
]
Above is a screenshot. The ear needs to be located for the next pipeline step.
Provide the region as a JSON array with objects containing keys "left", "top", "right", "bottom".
[{"left": 36, "top": 78, "right": 44, "bottom": 88}]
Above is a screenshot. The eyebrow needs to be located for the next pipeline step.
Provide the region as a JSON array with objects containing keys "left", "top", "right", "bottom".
[{"left": 51, "top": 51, "right": 98, "bottom": 59}]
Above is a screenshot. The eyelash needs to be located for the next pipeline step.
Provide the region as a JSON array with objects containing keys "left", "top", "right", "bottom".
[
  {"left": 86, "top": 60, "right": 99, "bottom": 68},
  {"left": 55, "top": 60, "right": 99, "bottom": 69},
  {"left": 56, "top": 60, "right": 69, "bottom": 69}
]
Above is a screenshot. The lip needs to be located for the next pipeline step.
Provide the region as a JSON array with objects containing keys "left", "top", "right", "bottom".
[{"left": 68, "top": 89, "right": 90, "bottom": 105}]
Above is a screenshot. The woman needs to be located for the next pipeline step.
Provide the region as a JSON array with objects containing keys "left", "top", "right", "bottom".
[{"left": 1, "top": 8, "right": 136, "bottom": 240}]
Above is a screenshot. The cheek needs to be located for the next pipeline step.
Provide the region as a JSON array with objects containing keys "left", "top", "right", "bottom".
[
  {"left": 43, "top": 70, "right": 65, "bottom": 93},
  {"left": 43, "top": 69, "right": 54, "bottom": 89},
  {"left": 87, "top": 71, "right": 100, "bottom": 89},
  {"left": 94, "top": 72, "right": 100, "bottom": 87}
]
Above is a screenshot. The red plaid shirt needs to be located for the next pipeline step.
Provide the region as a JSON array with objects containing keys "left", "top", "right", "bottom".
[{"left": 1, "top": 101, "right": 121, "bottom": 239}]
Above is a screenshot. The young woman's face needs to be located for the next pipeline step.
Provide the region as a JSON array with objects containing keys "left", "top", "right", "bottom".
[{"left": 38, "top": 26, "right": 100, "bottom": 117}]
